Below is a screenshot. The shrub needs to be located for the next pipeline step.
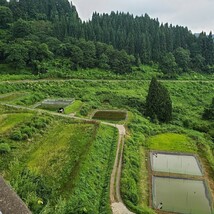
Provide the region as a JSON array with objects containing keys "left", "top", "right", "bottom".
[
  {"left": 11, "top": 130, "right": 22, "bottom": 141},
  {"left": 0, "top": 143, "right": 11, "bottom": 153},
  {"left": 80, "top": 104, "right": 92, "bottom": 116}
]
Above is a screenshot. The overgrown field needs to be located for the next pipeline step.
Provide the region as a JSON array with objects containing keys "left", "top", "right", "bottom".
[
  {"left": 0, "top": 79, "right": 214, "bottom": 213},
  {"left": 0, "top": 104, "right": 118, "bottom": 214}
]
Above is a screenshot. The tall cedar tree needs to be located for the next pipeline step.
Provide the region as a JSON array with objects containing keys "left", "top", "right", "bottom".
[{"left": 145, "top": 77, "right": 172, "bottom": 122}]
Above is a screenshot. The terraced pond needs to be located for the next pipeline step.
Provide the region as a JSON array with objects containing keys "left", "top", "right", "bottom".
[
  {"left": 152, "top": 176, "right": 213, "bottom": 214},
  {"left": 92, "top": 110, "right": 127, "bottom": 121},
  {"left": 35, "top": 99, "right": 74, "bottom": 111},
  {"left": 150, "top": 152, "right": 203, "bottom": 176}
]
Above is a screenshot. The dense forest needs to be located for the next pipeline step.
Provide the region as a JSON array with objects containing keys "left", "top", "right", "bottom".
[{"left": 0, "top": 0, "right": 214, "bottom": 76}]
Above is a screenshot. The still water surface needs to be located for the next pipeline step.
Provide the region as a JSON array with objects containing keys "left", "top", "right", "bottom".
[
  {"left": 151, "top": 153, "right": 202, "bottom": 176},
  {"left": 153, "top": 176, "right": 212, "bottom": 214}
]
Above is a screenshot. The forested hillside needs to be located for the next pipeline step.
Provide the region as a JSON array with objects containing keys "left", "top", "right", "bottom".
[
  {"left": 0, "top": 0, "right": 135, "bottom": 75},
  {"left": 0, "top": 0, "right": 214, "bottom": 77}
]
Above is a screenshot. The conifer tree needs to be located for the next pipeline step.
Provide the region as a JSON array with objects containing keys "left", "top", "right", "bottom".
[{"left": 145, "top": 77, "right": 172, "bottom": 122}]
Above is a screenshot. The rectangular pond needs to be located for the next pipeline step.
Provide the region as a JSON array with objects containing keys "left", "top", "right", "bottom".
[
  {"left": 35, "top": 99, "right": 74, "bottom": 111},
  {"left": 150, "top": 152, "right": 203, "bottom": 176},
  {"left": 92, "top": 110, "right": 127, "bottom": 121},
  {"left": 152, "top": 176, "right": 213, "bottom": 214}
]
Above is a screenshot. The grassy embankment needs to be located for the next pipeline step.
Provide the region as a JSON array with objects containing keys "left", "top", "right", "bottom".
[
  {"left": 64, "top": 100, "right": 83, "bottom": 114},
  {"left": 0, "top": 103, "right": 118, "bottom": 213}
]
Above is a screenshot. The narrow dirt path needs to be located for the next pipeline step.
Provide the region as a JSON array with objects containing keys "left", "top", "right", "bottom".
[
  {"left": 0, "top": 103, "right": 134, "bottom": 214},
  {"left": 102, "top": 122, "right": 134, "bottom": 213},
  {"left": 1, "top": 78, "right": 214, "bottom": 85}
]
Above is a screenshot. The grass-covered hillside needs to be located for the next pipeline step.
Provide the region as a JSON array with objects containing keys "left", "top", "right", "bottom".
[
  {"left": 0, "top": 104, "right": 118, "bottom": 214},
  {"left": 0, "top": 78, "right": 213, "bottom": 213}
]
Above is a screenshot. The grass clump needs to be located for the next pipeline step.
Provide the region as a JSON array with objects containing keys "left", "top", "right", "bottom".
[{"left": 0, "top": 143, "right": 11, "bottom": 154}]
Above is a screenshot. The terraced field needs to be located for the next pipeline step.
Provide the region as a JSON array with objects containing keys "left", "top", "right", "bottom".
[
  {"left": 0, "top": 79, "right": 214, "bottom": 214},
  {"left": 0, "top": 103, "right": 118, "bottom": 213},
  {"left": 0, "top": 113, "right": 33, "bottom": 134}
]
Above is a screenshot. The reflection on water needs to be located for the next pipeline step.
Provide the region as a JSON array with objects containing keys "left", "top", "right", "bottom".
[
  {"left": 151, "top": 153, "right": 202, "bottom": 176},
  {"left": 153, "top": 176, "right": 212, "bottom": 214}
]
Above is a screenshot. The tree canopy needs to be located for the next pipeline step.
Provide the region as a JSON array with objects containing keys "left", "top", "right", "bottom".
[
  {"left": 203, "top": 98, "right": 214, "bottom": 120},
  {"left": 0, "top": 0, "right": 214, "bottom": 75},
  {"left": 145, "top": 77, "right": 172, "bottom": 122}
]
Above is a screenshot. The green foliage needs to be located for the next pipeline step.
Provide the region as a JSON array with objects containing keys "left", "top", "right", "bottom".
[
  {"left": 10, "top": 115, "right": 51, "bottom": 141},
  {"left": 0, "top": 143, "right": 11, "bottom": 153},
  {"left": 174, "top": 47, "right": 191, "bottom": 72},
  {"left": 203, "top": 97, "right": 214, "bottom": 120},
  {"left": 9, "top": 167, "right": 51, "bottom": 213},
  {"left": 12, "top": 18, "right": 32, "bottom": 38},
  {"left": 0, "top": 112, "right": 33, "bottom": 134},
  {"left": 5, "top": 42, "right": 29, "bottom": 69},
  {"left": 50, "top": 125, "right": 117, "bottom": 214},
  {"left": 14, "top": 92, "right": 45, "bottom": 106},
  {"left": 0, "top": 98, "right": 117, "bottom": 214},
  {"left": 79, "top": 103, "right": 94, "bottom": 116},
  {"left": 69, "top": 44, "right": 83, "bottom": 70},
  {"left": 159, "top": 52, "right": 179, "bottom": 78},
  {"left": 0, "top": 6, "right": 12, "bottom": 28},
  {"left": 145, "top": 77, "right": 172, "bottom": 122},
  {"left": 0, "top": 0, "right": 213, "bottom": 75}
]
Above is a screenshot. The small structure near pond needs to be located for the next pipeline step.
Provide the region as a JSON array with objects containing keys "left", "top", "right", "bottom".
[{"left": 58, "top": 107, "right": 64, "bottom": 113}]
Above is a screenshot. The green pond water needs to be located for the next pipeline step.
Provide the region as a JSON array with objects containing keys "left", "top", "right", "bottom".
[
  {"left": 153, "top": 176, "right": 212, "bottom": 214},
  {"left": 151, "top": 153, "right": 202, "bottom": 176}
]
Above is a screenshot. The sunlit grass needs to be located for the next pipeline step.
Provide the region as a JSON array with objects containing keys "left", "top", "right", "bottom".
[
  {"left": 0, "top": 92, "right": 28, "bottom": 102},
  {"left": 27, "top": 123, "right": 97, "bottom": 189},
  {"left": 0, "top": 113, "right": 33, "bottom": 134},
  {"left": 147, "top": 133, "right": 197, "bottom": 153},
  {"left": 64, "top": 100, "right": 83, "bottom": 114}
]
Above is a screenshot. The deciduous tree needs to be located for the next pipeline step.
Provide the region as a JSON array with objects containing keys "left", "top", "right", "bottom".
[{"left": 0, "top": 6, "right": 13, "bottom": 28}]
